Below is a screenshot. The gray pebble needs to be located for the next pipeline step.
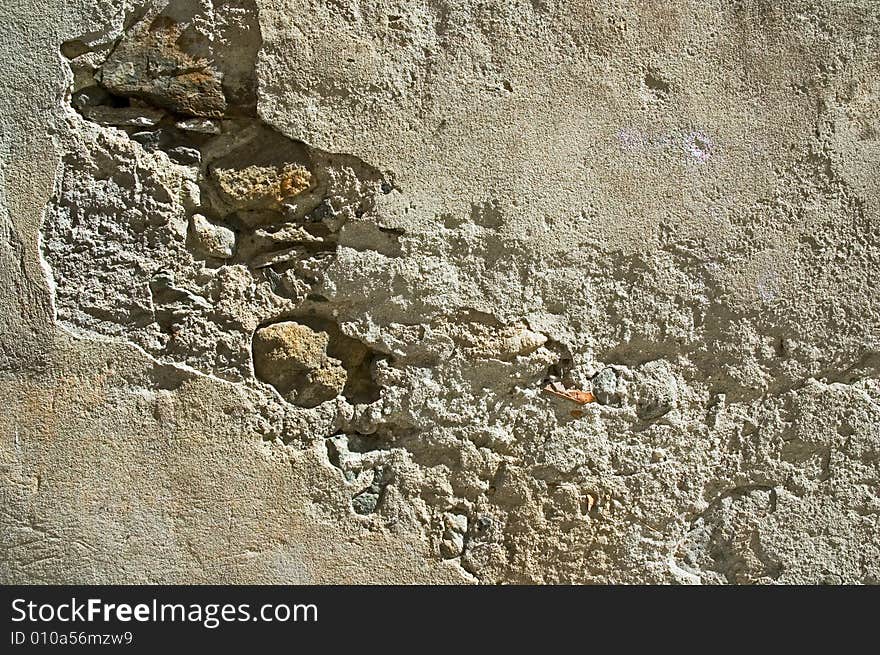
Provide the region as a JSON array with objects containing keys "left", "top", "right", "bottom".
[
  {"left": 131, "top": 131, "right": 160, "bottom": 151},
  {"left": 634, "top": 361, "right": 678, "bottom": 420},
  {"left": 169, "top": 146, "right": 201, "bottom": 166},
  {"left": 189, "top": 213, "right": 235, "bottom": 259},
  {"left": 440, "top": 533, "right": 465, "bottom": 558},
  {"left": 307, "top": 200, "right": 333, "bottom": 223},
  {"left": 351, "top": 492, "right": 379, "bottom": 515},
  {"left": 592, "top": 367, "right": 622, "bottom": 406}
]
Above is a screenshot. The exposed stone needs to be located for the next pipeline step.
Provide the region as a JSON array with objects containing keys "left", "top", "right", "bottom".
[
  {"left": 169, "top": 146, "right": 201, "bottom": 166},
  {"left": 175, "top": 118, "right": 221, "bottom": 134},
  {"left": 352, "top": 492, "right": 379, "bottom": 515},
  {"left": 252, "top": 321, "right": 347, "bottom": 408},
  {"left": 440, "top": 534, "right": 465, "bottom": 559},
  {"left": 445, "top": 512, "right": 468, "bottom": 534},
  {"left": 97, "top": 13, "right": 227, "bottom": 117},
  {"left": 189, "top": 214, "right": 235, "bottom": 259},
  {"left": 130, "top": 130, "right": 161, "bottom": 151},
  {"left": 80, "top": 105, "right": 165, "bottom": 127},
  {"left": 592, "top": 367, "right": 622, "bottom": 406},
  {"left": 211, "top": 163, "right": 314, "bottom": 211},
  {"left": 300, "top": 366, "right": 348, "bottom": 408},
  {"left": 440, "top": 512, "right": 468, "bottom": 558},
  {"left": 499, "top": 326, "right": 548, "bottom": 358},
  {"left": 437, "top": 321, "right": 549, "bottom": 361},
  {"left": 633, "top": 361, "right": 678, "bottom": 420}
]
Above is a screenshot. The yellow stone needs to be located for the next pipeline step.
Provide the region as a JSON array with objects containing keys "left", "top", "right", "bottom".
[{"left": 212, "top": 163, "right": 313, "bottom": 210}]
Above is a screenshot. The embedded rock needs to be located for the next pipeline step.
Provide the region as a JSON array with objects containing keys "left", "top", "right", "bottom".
[
  {"left": 592, "top": 367, "right": 623, "bottom": 407},
  {"left": 252, "top": 321, "right": 348, "bottom": 408},
  {"left": 440, "top": 513, "right": 468, "bottom": 559},
  {"left": 211, "top": 163, "right": 313, "bottom": 211},
  {"left": 189, "top": 214, "right": 235, "bottom": 259},
  {"left": 80, "top": 105, "right": 166, "bottom": 127},
  {"left": 633, "top": 361, "right": 678, "bottom": 420},
  {"left": 98, "top": 13, "right": 227, "bottom": 118}
]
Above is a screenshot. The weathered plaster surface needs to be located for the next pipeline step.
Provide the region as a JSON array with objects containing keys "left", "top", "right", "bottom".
[{"left": 2, "top": 0, "right": 879, "bottom": 584}]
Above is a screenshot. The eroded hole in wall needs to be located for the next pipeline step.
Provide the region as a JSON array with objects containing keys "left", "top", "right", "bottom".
[
  {"left": 48, "top": 1, "right": 397, "bottom": 389},
  {"left": 324, "top": 431, "right": 394, "bottom": 515},
  {"left": 252, "top": 317, "right": 383, "bottom": 407},
  {"left": 643, "top": 70, "right": 671, "bottom": 100}
]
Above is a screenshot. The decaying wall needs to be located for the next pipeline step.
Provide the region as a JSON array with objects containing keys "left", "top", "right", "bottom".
[{"left": 2, "top": 0, "right": 879, "bottom": 584}]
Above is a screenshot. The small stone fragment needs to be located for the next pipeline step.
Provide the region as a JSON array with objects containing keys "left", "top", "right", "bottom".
[
  {"left": 131, "top": 131, "right": 161, "bottom": 151},
  {"left": 457, "top": 322, "right": 548, "bottom": 360},
  {"left": 633, "top": 360, "right": 678, "bottom": 420},
  {"left": 169, "top": 146, "right": 202, "bottom": 166},
  {"left": 180, "top": 180, "right": 201, "bottom": 210},
  {"left": 98, "top": 15, "right": 227, "bottom": 117},
  {"left": 446, "top": 513, "right": 468, "bottom": 533},
  {"left": 189, "top": 214, "right": 235, "bottom": 259},
  {"left": 80, "top": 105, "right": 166, "bottom": 127},
  {"left": 253, "top": 224, "right": 325, "bottom": 245},
  {"left": 351, "top": 492, "right": 379, "bottom": 515},
  {"left": 302, "top": 366, "right": 348, "bottom": 407},
  {"left": 351, "top": 466, "right": 388, "bottom": 515},
  {"left": 500, "top": 327, "right": 548, "bottom": 357},
  {"left": 175, "top": 118, "right": 221, "bottom": 134},
  {"left": 440, "top": 513, "right": 468, "bottom": 558},
  {"left": 211, "top": 163, "right": 314, "bottom": 210},
  {"left": 440, "top": 534, "right": 465, "bottom": 558},
  {"left": 249, "top": 246, "right": 308, "bottom": 269},
  {"left": 306, "top": 200, "right": 334, "bottom": 223},
  {"left": 368, "top": 466, "right": 388, "bottom": 494},
  {"left": 592, "top": 367, "right": 622, "bottom": 406},
  {"left": 254, "top": 322, "right": 329, "bottom": 371}
]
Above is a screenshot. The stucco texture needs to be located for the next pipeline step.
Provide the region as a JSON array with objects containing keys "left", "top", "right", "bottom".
[{"left": 2, "top": 0, "right": 879, "bottom": 584}]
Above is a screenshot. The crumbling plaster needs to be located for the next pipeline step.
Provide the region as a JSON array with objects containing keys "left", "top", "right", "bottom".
[{"left": 2, "top": 0, "right": 879, "bottom": 584}]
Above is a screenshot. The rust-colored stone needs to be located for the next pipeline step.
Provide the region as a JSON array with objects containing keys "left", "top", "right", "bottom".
[{"left": 98, "top": 15, "right": 227, "bottom": 117}]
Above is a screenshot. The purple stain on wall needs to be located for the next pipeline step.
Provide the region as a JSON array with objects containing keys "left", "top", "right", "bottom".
[
  {"left": 618, "top": 128, "right": 647, "bottom": 150},
  {"left": 684, "top": 131, "right": 714, "bottom": 163}
]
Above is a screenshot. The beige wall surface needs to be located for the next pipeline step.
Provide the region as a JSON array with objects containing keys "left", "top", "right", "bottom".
[{"left": 2, "top": 0, "right": 878, "bottom": 584}]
